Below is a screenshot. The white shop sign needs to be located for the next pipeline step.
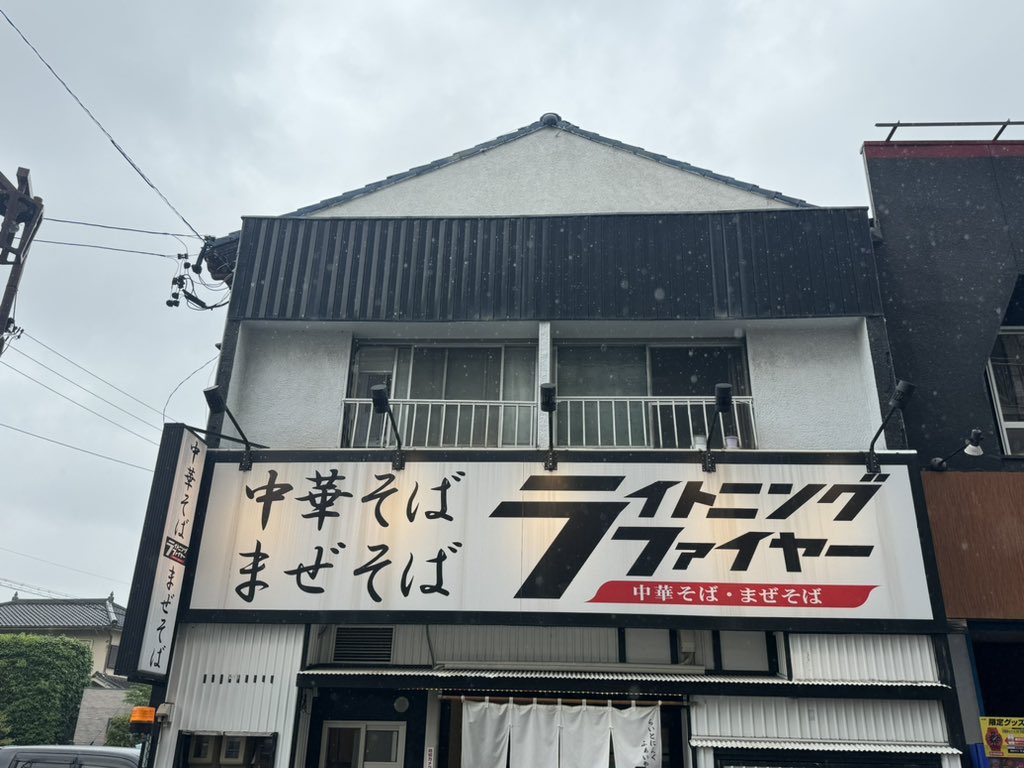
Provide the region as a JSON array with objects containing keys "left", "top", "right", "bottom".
[
  {"left": 138, "top": 428, "right": 206, "bottom": 675},
  {"left": 190, "top": 459, "right": 932, "bottom": 620}
]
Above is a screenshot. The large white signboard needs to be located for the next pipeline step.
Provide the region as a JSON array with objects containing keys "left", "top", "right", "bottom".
[{"left": 190, "top": 459, "right": 933, "bottom": 620}]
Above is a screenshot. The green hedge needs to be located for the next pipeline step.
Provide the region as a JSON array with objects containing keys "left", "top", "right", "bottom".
[{"left": 0, "top": 634, "right": 92, "bottom": 745}]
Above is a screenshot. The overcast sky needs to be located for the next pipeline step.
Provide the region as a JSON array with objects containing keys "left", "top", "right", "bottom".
[{"left": 1, "top": 0, "right": 1021, "bottom": 602}]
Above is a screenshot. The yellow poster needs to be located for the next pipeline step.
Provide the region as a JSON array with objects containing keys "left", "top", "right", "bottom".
[{"left": 982, "top": 717, "right": 1024, "bottom": 758}]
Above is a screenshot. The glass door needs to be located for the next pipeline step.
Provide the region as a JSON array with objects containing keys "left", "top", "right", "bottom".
[{"left": 319, "top": 722, "right": 405, "bottom": 768}]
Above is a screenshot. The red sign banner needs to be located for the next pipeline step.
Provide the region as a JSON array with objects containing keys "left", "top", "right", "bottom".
[{"left": 589, "top": 581, "right": 877, "bottom": 609}]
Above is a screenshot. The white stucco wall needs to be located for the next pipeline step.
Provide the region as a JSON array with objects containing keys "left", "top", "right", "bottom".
[
  {"left": 312, "top": 129, "right": 798, "bottom": 218},
  {"left": 227, "top": 323, "right": 352, "bottom": 448},
  {"left": 746, "top": 319, "right": 882, "bottom": 450},
  {"left": 226, "top": 319, "right": 881, "bottom": 453}
]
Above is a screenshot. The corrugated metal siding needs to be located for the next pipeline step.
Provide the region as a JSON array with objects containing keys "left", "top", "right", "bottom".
[
  {"left": 690, "top": 696, "right": 950, "bottom": 746},
  {"left": 154, "top": 624, "right": 303, "bottom": 768},
  {"left": 391, "top": 625, "right": 617, "bottom": 665},
  {"left": 228, "top": 211, "right": 878, "bottom": 322},
  {"left": 788, "top": 634, "right": 939, "bottom": 683}
]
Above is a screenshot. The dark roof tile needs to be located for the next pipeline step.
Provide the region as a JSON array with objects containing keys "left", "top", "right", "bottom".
[{"left": 0, "top": 597, "right": 126, "bottom": 630}]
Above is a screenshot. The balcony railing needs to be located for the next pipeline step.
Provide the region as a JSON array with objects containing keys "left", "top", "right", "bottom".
[
  {"left": 342, "top": 396, "right": 757, "bottom": 450},
  {"left": 556, "top": 396, "right": 756, "bottom": 449},
  {"left": 343, "top": 399, "right": 537, "bottom": 449}
]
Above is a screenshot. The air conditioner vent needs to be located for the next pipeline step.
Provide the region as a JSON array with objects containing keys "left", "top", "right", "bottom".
[{"left": 333, "top": 626, "right": 394, "bottom": 664}]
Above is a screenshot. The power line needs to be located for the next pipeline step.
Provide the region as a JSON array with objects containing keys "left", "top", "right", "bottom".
[
  {"left": 1, "top": 361, "right": 160, "bottom": 445},
  {"left": 35, "top": 239, "right": 177, "bottom": 259},
  {"left": 162, "top": 353, "right": 219, "bottom": 422},
  {"left": 22, "top": 332, "right": 168, "bottom": 418},
  {"left": 48, "top": 217, "right": 204, "bottom": 239},
  {"left": 0, "top": 7, "right": 204, "bottom": 239},
  {"left": 0, "top": 576, "right": 77, "bottom": 599},
  {"left": 5, "top": 345, "right": 162, "bottom": 433},
  {"left": 0, "top": 421, "right": 152, "bottom": 472},
  {"left": 0, "top": 543, "right": 130, "bottom": 584}
]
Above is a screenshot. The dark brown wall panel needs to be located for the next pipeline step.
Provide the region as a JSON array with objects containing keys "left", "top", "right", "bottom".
[
  {"left": 924, "top": 472, "right": 1024, "bottom": 619},
  {"left": 228, "top": 210, "right": 879, "bottom": 323}
]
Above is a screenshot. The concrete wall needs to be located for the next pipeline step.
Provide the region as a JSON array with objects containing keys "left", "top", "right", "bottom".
[
  {"left": 746, "top": 319, "right": 882, "bottom": 450},
  {"left": 227, "top": 319, "right": 880, "bottom": 451},
  {"left": 74, "top": 688, "right": 131, "bottom": 745},
  {"left": 314, "top": 129, "right": 797, "bottom": 218},
  {"left": 227, "top": 324, "right": 352, "bottom": 449}
]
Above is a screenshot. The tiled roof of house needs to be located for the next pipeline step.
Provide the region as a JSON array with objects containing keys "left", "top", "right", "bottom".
[
  {"left": 290, "top": 112, "right": 814, "bottom": 216},
  {"left": 0, "top": 594, "right": 125, "bottom": 630}
]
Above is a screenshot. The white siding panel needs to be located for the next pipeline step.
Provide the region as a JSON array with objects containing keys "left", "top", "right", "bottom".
[
  {"left": 154, "top": 624, "right": 304, "bottom": 768},
  {"left": 691, "top": 696, "right": 950, "bottom": 746},
  {"left": 425, "top": 625, "right": 618, "bottom": 664},
  {"left": 789, "top": 634, "right": 939, "bottom": 683}
]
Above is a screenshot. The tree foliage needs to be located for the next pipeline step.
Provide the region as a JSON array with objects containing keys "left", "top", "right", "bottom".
[
  {"left": 104, "top": 685, "right": 151, "bottom": 747},
  {"left": 0, "top": 634, "right": 92, "bottom": 744}
]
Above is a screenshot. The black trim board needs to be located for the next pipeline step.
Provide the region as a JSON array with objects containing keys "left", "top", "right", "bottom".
[
  {"left": 296, "top": 672, "right": 948, "bottom": 701},
  {"left": 117, "top": 424, "right": 201, "bottom": 682}
]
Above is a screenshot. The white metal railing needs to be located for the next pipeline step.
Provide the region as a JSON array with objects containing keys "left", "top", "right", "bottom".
[
  {"left": 343, "top": 396, "right": 757, "bottom": 450},
  {"left": 555, "top": 396, "right": 757, "bottom": 449},
  {"left": 343, "top": 399, "right": 537, "bottom": 449}
]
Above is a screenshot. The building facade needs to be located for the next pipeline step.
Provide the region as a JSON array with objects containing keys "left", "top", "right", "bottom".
[
  {"left": 121, "top": 116, "right": 965, "bottom": 768},
  {"left": 864, "top": 134, "right": 1024, "bottom": 767}
]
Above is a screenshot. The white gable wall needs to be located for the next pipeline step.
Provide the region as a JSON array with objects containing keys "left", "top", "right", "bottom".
[{"left": 312, "top": 128, "right": 798, "bottom": 218}]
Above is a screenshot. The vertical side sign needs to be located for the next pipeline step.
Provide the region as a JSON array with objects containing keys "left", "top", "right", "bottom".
[{"left": 116, "top": 424, "right": 207, "bottom": 681}]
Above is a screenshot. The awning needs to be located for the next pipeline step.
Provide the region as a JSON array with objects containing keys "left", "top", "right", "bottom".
[
  {"left": 297, "top": 667, "right": 948, "bottom": 697},
  {"left": 689, "top": 738, "right": 961, "bottom": 755}
]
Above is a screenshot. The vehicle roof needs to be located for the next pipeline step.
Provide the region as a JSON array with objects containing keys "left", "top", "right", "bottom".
[{"left": 0, "top": 746, "right": 139, "bottom": 758}]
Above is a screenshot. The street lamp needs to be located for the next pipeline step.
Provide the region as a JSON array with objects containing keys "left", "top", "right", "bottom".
[
  {"left": 371, "top": 384, "right": 405, "bottom": 470},
  {"left": 540, "top": 383, "right": 557, "bottom": 471},
  {"left": 928, "top": 428, "right": 984, "bottom": 471},
  {"left": 865, "top": 379, "right": 916, "bottom": 473},
  {"left": 701, "top": 383, "right": 733, "bottom": 473}
]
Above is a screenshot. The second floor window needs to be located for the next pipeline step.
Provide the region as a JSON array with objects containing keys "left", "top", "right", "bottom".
[
  {"left": 344, "top": 345, "right": 536, "bottom": 448},
  {"left": 555, "top": 344, "right": 752, "bottom": 448},
  {"left": 988, "top": 328, "right": 1024, "bottom": 455}
]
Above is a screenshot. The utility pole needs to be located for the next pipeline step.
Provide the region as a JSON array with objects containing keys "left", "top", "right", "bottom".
[{"left": 0, "top": 166, "right": 43, "bottom": 357}]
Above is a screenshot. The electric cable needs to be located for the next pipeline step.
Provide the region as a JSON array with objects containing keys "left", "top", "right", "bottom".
[
  {"left": 0, "top": 542, "right": 131, "bottom": 583},
  {"left": 162, "top": 353, "right": 219, "bottom": 423},
  {"left": 35, "top": 239, "right": 177, "bottom": 259},
  {"left": 0, "top": 8, "right": 204, "bottom": 239},
  {"left": 0, "top": 576, "right": 77, "bottom": 599},
  {"left": 0, "top": 421, "right": 152, "bottom": 473},
  {"left": 5, "top": 345, "right": 162, "bottom": 433},
  {"left": 47, "top": 217, "right": 203, "bottom": 239},
  {"left": 21, "top": 332, "right": 169, "bottom": 418},
  {"left": 1, "top": 361, "right": 160, "bottom": 445}
]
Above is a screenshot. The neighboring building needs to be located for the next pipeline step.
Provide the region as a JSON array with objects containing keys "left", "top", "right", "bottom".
[
  {"left": 120, "top": 115, "right": 964, "bottom": 768},
  {"left": 864, "top": 132, "right": 1024, "bottom": 768},
  {"left": 0, "top": 593, "right": 130, "bottom": 745},
  {"left": 0, "top": 593, "right": 125, "bottom": 676}
]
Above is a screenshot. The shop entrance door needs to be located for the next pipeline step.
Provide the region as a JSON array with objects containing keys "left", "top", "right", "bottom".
[{"left": 319, "top": 722, "right": 406, "bottom": 768}]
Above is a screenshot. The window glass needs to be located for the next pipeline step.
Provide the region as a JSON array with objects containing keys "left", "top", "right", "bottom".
[
  {"left": 719, "top": 630, "right": 770, "bottom": 672},
  {"left": 650, "top": 346, "right": 748, "bottom": 396},
  {"left": 409, "top": 348, "right": 445, "bottom": 399},
  {"left": 989, "top": 331, "right": 1024, "bottom": 454},
  {"left": 363, "top": 729, "right": 399, "bottom": 762},
  {"left": 557, "top": 346, "right": 647, "bottom": 396},
  {"left": 502, "top": 346, "right": 536, "bottom": 401},
  {"left": 444, "top": 348, "right": 501, "bottom": 400}
]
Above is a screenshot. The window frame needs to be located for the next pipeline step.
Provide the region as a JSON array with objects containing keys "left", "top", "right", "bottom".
[{"left": 987, "top": 326, "right": 1024, "bottom": 455}]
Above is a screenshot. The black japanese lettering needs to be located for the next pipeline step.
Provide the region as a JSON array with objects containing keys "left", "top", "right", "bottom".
[
  {"left": 245, "top": 470, "right": 294, "bottom": 530},
  {"left": 611, "top": 526, "right": 684, "bottom": 576}
]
